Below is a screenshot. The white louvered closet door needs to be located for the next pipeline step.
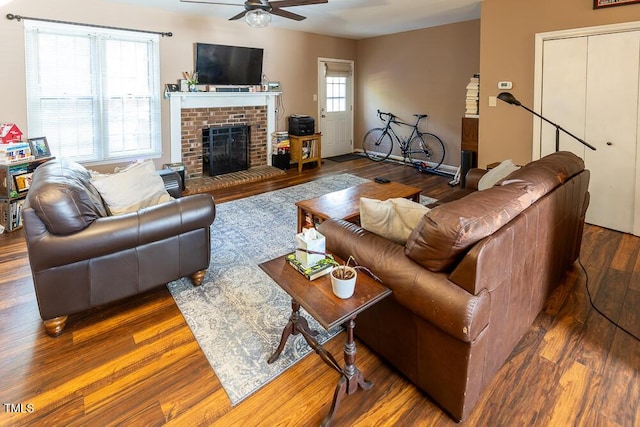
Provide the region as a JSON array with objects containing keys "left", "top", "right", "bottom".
[{"left": 541, "top": 31, "right": 640, "bottom": 235}]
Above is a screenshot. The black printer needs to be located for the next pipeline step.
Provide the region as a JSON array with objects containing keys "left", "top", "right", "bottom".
[{"left": 288, "top": 114, "right": 315, "bottom": 136}]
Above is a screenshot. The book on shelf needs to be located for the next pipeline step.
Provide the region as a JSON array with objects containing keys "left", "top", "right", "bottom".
[
  {"left": 464, "top": 73, "right": 480, "bottom": 116},
  {"left": 285, "top": 252, "right": 335, "bottom": 280}
]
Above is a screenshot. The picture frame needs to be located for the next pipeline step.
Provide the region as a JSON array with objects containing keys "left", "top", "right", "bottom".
[
  {"left": 13, "top": 172, "right": 33, "bottom": 192},
  {"left": 166, "top": 83, "right": 179, "bottom": 92},
  {"left": 594, "top": 0, "right": 640, "bottom": 9},
  {"left": 28, "top": 136, "right": 51, "bottom": 159}
]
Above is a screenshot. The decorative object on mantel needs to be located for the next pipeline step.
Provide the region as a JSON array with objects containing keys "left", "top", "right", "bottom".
[
  {"left": 182, "top": 71, "right": 198, "bottom": 92},
  {"left": 594, "top": 0, "right": 640, "bottom": 9},
  {"left": 179, "top": 0, "right": 329, "bottom": 28}
]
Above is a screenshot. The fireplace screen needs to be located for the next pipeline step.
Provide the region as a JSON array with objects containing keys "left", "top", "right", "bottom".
[{"left": 203, "top": 125, "right": 249, "bottom": 176}]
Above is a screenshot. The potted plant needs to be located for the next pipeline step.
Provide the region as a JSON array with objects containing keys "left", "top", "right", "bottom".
[
  {"left": 294, "top": 248, "right": 381, "bottom": 299},
  {"left": 328, "top": 256, "right": 380, "bottom": 299}
]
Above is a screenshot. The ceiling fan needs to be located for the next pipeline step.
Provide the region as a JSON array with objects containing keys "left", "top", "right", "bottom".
[{"left": 180, "top": 0, "right": 329, "bottom": 22}]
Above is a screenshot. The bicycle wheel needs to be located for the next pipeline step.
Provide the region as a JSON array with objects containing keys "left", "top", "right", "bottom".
[
  {"left": 408, "top": 133, "right": 445, "bottom": 170},
  {"left": 362, "top": 128, "right": 393, "bottom": 161}
]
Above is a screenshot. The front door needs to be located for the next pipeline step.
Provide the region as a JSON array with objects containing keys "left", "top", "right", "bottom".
[{"left": 318, "top": 59, "right": 354, "bottom": 157}]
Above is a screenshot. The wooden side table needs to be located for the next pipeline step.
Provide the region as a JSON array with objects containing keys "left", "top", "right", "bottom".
[
  {"left": 260, "top": 254, "right": 391, "bottom": 426},
  {"left": 289, "top": 133, "right": 322, "bottom": 172}
]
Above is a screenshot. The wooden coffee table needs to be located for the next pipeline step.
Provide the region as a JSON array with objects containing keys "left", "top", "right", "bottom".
[
  {"left": 260, "top": 254, "right": 391, "bottom": 426},
  {"left": 296, "top": 181, "right": 422, "bottom": 232}
]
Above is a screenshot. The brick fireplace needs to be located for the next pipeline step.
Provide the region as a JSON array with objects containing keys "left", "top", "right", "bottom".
[
  {"left": 180, "top": 106, "right": 267, "bottom": 179},
  {"left": 168, "top": 92, "right": 280, "bottom": 180}
]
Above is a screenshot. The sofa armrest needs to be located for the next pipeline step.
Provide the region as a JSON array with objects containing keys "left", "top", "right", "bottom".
[
  {"left": 24, "top": 194, "right": 215, "bottom": 271},
  {"left": 464, "top": 168, "right": 487, "bottom": 190},
  {"left": 318, "top": 219, "right": 490, "bottom": 342},
  {"left": 157, "top": 169, "right": 182, "bottom": 198}
]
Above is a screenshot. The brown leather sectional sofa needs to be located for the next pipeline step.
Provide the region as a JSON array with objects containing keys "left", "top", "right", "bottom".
[
  {"left": 318, "top": 151, "right": 590, "bottom": 421},
  {"left": 22, "top": 159, "right": 216, "bottom": 337}
]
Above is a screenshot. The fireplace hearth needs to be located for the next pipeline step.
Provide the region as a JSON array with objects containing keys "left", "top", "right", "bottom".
[{"left": 203, "top": 125, "right": 249, "bottom": 176}]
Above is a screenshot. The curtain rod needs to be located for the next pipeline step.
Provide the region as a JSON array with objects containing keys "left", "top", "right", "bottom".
[{"left": 6, "top": 13, "right": 173, "bottom": 37}]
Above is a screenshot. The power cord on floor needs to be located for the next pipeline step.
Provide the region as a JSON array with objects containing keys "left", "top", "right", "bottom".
[{"left": 579, "top": 258, "right": 640, "bottom": 342}]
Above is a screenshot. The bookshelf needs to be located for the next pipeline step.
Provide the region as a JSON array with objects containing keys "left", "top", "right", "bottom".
[
  {"left": 0, "top": 156, "right": 53, "bottom": 232},
  {"left": 289, "top": 134, "right": 322, "bottom": 172}
]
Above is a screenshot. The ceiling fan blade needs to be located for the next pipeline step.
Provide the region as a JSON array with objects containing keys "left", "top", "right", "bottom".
[
  {"left": 180, "top": 0, "right": 243, "bottom": 5},
  {"left": 270, "top": 0, "right": 328, "bottom": 7},
  {"left": 271, "top": 8, "right": 306, "bottom": 21},
  {"left": 229, "top": 10, "right": 248, "bottom": 20}
]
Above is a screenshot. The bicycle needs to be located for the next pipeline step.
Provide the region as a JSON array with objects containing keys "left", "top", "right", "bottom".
[{"left": 362, "top": 110, "right": 445, "bottom": 171}]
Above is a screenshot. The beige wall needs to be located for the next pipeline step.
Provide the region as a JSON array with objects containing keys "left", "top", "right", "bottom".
[
  {"left": 356, "top": 20, "right": 481, "bottom": 167},
  {"left": 479, "top": 0, "right": 640, "bottom": 167},
  {"left": 0, "top": 0, "right": 356, "bottom": 172}
]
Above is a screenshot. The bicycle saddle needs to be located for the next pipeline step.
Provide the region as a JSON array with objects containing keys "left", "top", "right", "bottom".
[{"left": 414, "top": 114, "right": 428, "bottom": 118}]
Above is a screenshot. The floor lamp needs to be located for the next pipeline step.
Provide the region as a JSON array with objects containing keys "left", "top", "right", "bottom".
[{"left": 497, "top": 92, "right": 596, "bottom": 152}]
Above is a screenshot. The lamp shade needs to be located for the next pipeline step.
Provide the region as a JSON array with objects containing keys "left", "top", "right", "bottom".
[
  {"left": 246, "top": 9, "right": 271, "bottom": 28},
  {"left": 497, "top": 92, "right": 522, "bottom": 106}
]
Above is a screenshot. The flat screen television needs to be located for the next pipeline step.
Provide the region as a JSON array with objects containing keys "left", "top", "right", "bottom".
[{"left": 195, "top": 43, "right": 264, "bottom": 86}]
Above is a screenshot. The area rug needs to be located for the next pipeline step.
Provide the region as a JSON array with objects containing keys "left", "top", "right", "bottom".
[{"left": 167, "top": 173, "right": 370, "bottom": 406}]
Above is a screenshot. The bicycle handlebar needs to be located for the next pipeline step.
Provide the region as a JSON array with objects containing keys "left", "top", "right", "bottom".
[
  {"left": 377, "top": 109, "right": 428, "bottom": 124},
  {"left": 377, "top": 109, "right": 396, "bottom": 121}
]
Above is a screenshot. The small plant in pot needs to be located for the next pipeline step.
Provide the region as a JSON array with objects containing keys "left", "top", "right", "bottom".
[
  {"left": 328, "top": 256, "right": 379, "bottom": 299},
  {"left": 295, "top": 248, "right": 380, "bottom": 299}
]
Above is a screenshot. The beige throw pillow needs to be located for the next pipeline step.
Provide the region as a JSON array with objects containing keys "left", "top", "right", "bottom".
[
  {"left": 360, "top": 197, "right": 430, "bottom": 245},
  {"left": 477, "top": 159, "right": 520, "bottom": 190},
  {"left": 91, "top": 160, "right": 172, "bottom": 215}
]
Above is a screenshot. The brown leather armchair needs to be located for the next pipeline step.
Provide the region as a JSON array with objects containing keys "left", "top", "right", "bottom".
[{"left": 22, "top": 159, "right": 216, "bottom": 336}]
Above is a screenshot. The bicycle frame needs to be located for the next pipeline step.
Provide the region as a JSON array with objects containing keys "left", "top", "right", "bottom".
[{"left": 379, "top": 112, "right": 423, "bottom": 158}]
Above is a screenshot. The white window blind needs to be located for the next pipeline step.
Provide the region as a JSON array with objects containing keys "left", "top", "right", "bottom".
[
  {"left": 324, "top": 61, "right": 352, "bottom": 77},
  {"left": 24, "top": 20, "right": 161, "bottom": 164}
]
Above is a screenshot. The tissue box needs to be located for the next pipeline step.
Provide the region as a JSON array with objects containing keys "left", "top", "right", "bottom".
[{"left": 295, "top": 229, "right": 326, "bottom": 268}]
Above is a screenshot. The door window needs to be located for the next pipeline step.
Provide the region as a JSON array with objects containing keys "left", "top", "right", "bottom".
[{"left": 326, "top": 77, "right": 347, "bottom": 112}]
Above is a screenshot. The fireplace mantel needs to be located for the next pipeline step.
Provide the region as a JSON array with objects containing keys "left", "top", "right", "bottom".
[{"left": 168, "top": 91, "right": 281, "bottom": 164}]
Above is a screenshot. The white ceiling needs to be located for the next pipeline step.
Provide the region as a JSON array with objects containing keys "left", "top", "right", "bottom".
[{"left": 108, "top": 0, "right": 482, "bottom": 40}]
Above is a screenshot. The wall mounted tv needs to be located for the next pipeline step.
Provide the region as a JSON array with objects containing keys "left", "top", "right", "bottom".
[{"left": 195, "top": 43, "right": 264, "bottom": 86}]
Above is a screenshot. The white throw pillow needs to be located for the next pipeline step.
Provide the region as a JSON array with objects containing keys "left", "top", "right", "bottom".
[
  {"left": 360, "top": 197, "right": 430, "bottom": 245},
  {"left": 477, "top": 159, "right": 520, "bottom": 191},
  {"left": 91, "top": 160, "right": 172, "bottom": 215}
]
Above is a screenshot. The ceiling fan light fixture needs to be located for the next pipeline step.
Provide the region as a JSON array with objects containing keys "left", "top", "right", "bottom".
[{"left": 245, "top": 9, "right": 271, "bottom": 28}]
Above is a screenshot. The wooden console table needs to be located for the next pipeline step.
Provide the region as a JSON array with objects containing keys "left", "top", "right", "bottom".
[
  {"left": 260, "top": 254, "right": 391, "bottom": 426},
  {"left": 289, "top": 133, "right": 322, "bottom": 172}
]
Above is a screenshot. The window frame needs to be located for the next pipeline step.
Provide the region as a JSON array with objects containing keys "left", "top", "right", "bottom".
[{"left": 24, "top": 20, "right": 162, "bottom": 165}]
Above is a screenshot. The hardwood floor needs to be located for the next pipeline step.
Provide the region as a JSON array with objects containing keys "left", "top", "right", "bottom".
[{"left": 0, "top": 157, "right": 638, "bottom": 426}]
